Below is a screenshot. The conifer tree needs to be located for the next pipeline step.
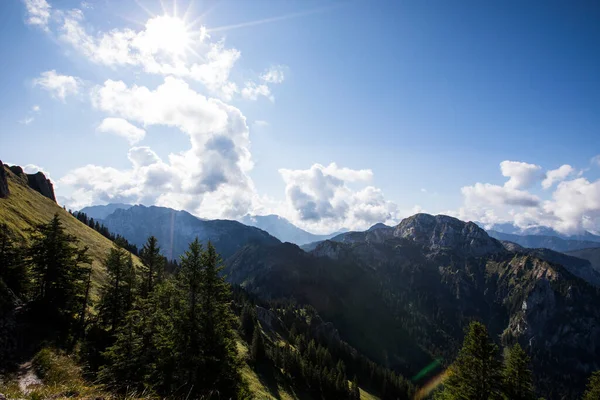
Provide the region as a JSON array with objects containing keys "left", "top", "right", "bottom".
[
  {"left": 435, "top": 321, "right": 502, "bottom": 400},
  {"left": 0, "top": 223, "right": 28, "bottom": 299},
  {"left": 240, "top": 304, "right": 256, "bottom": 341},
  {"left": 251, "top": 325, "right": 265, "bottom": 362},
  {"left": 98, "top": 246, "right": 136, "bottom": 331},
  {"left": 139, "top": 236, "right": 164, "bottom": 298},
  {"left": 583, "top": 371, "right": 600, "bottom": 400},
  {"left": 198, "top": 242, "right": 243, "bottom": 398},
  {"left": 502, "top": 343, "right": 535, "bottom": 400},
  {"left": 28, "top": 214, "right": 91, "bottom": 336},
  {"left": 172, "top": 238, "right": 205, "bottom": 391}
]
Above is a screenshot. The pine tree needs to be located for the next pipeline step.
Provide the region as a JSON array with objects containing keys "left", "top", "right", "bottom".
[
  {"left": 502, "top": 343, "right": 535, "bottom": 400},
  {"left": 240, "top": 304, "right": 256, "bottom": 341},
  {"left": 251, "top": 325, "right": 265, "bottom": 362},
  {"left": 172, "top": 238, "right": 205, "bottom": 392},
  {"left": 28, "top": 214, "right": 91, "bottom": 336},
  {"left": 0, "top": 223, "right": 28, "bottom": 299},
  {"left": 139, "top": 236, "right": 164, "bottom": 298},
  {"left": 198, "top": 242, "right": 243, "bottom": 398},
  {"left": 98, "top": 246, "right": 136, "bottom": 331},
  {"left": 436, "top": 321, "right": 502, "bottom": 400},
  {"left": 583, "top": 371, "right": 600, "bottom": 400}
]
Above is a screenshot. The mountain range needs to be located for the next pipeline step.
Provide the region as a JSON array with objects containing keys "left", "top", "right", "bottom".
[{"left": 67, "top": 205, "right": 600, "bottom": 398}]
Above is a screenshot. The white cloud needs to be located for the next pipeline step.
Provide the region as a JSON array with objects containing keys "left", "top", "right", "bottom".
[
  {"left": 33, "top": 70, "right": 81, "bottom": 100},
  {"left": 592, "top": 155, "right": 600, "bottom": 167},
  {"left": 541, "top": 178, "right": 600, "bottom": 234},
  {"left": 23, "top": 0, "right": 51, "bottom": 30},
  {"left": 542, "top": 164, "right": 575, "bottom": 189},
  {"left": 261, "top": 65, "right": 286, "bottom": 84},
  {"left": 278, "top": 163, "right": 396, "bottom": 232},
  {"left": 500, "top": 160, "right": 543, "bottom": 190},
  {"left": 62, "top": 77, "right": 255, "bottom": 217},
  {"left": 459, "top": 159, "right": 600, "bottom": 234},
  {"left": 19, "top": 117, "right": 34, "bottom": 125},
  {"left": 461, "top": 182, "right": 540, "bottom": 207},
  {"left": 32, "top": 105, "right": 40, "bottom": 112},
  {"left": 96, "top": 117, "right": 146, "bottom": 144},
  {"left": 241, "top": 82, "right": 273, "bottom": 101}
]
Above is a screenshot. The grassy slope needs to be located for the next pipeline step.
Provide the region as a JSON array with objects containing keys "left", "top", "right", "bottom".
[{"left": 0, "top": 166, "right": 141, "bottom": 297}]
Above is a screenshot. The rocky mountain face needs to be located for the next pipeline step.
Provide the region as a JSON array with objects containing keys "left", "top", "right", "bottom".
[
  {"left": 79, "top": 203, "right": 133, "bottom": 220},
  {"left": 225, "top": 213, "right": 600, "bottom": 399},
  {"left": 240, "top": 214, "right": 340, "bottom": 245},
  {"left": 0, "top": 161, "right": 9, "bottom": 198},
  {"left": 102, "top": 205, "right": 281, "bottom": 260},
  {"left": 5, "top": 165, "right": 56, "bottom": 202},
  {"left": 488, "top": 230, "right": 600, "bottom": 252}
]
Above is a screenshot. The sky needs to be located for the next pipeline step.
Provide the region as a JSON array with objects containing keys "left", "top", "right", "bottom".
[{"left": 1, "top": 0, "right": 600, "bottom": 234}]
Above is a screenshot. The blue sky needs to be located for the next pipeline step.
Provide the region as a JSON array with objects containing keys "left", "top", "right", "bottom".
[{"left": 1, "top": 0, "right": 600, "bottom": 234}]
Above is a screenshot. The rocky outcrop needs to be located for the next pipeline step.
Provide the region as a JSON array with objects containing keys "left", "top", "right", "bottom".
[
  {"left": 395, "top": 213, "right": 505, "bottom": 257},
  {"left": 0, "top": 162, "right": 8, "bottom": 198},
  {"left": 26, "top": 171, "right": 56, "bottom": 202},
  {"left": 5, "top": 165, "right": 56, "bottom": 202},
  {"left": 256, "top": 306, "right": 286, "bottom": 334}
]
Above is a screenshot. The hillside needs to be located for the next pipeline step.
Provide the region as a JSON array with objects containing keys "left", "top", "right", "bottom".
[
  {"left": 226, "top": 213, "right": 600, "bottom": 399},
  {"left": 101, "top": 205, "right": 281, "bottom": 260},
  {"left": 0, "top": 163, "right": 140, "bottom": 292}
]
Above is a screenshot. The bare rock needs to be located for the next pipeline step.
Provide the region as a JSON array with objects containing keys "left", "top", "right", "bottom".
[
  {"left": 0, "top": 162, "right": 8, "bottom": 198},
  {"left": 26, "top": 171, "right": 56, "bottom": 202}
]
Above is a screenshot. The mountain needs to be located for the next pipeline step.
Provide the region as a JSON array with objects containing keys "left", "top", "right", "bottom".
[
  {"left": 102, "top": 205, "right": 281, "bottom": 260},
  {"left": 79, "top": 203, "right": 133, "bottom": 220},
  {"left": 239, "top": 214, "right": 341, "bottom": 245},
  {"left": 479, "top": 221, "right": 600, "bottom": 242},
  {"left": 226, "top": 213, "right": 600, "bottom": 398},
  {"left": 0, "top": 161, "right": 140, "bottom": 289},
  {"left": 566, "top": 248, "right": 600, "bottom": 274},
  {"left": 487, "top": 230, "right": 600, "bottom": 252}
]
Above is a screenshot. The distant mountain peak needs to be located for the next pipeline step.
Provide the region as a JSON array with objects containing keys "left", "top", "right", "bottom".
[
  {"left": 367, "top": 222, "right": 391, "bottom": 231},
  {"left": 395, "top": 213, "right": 504, "bottom": 257}
]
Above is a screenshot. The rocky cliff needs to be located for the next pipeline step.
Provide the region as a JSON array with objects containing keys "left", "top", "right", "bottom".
[
  {"left": 0, "top": 162, "right": 9, "bottom": 198},
  {"left": 6, "top": 165, "right": 56, "bottom": 202}
]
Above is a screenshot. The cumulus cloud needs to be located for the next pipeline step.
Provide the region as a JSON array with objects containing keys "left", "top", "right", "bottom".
[
  {"left": 500, "top": 160, "right": 543, "bottom": 190},
  {"left": 33, "top": 70, "right": 81, "bottom": 100},
  {"left": 459, "top": 159, "right": 600, "bottom": 234},
  {"left": 23, "top": 0, "right": 51, "bottom": 30},
  {"left": 542, "top": 164, "right": 575, "bottom": 189},
  {"left": 61, "top": 77, "right": 255, "bottom": 217},
  {"left": 461, "top": 183, "right": 540, "bottom": 207},
  {"left": 278, "top": 163, "right": 396, "bottom": 232},
  {"left": 461, "top": 161, "right": 542, "bottom": 210},
  {"left": 96, "top": 117, "right": 146, "bottom": 144}
]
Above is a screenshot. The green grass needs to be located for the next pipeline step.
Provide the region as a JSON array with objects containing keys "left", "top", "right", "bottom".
[{"left": 0, "top": 166, "right": 141, "bottom": 297}]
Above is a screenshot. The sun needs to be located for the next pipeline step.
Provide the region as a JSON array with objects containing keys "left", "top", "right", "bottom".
[{"left": 143, "top": 15, "right": 192, "bottom": 57}]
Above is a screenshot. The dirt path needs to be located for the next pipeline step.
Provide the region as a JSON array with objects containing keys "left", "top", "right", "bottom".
[{"left": 17, "top": 362, "right": 42, "bottom": 395}]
